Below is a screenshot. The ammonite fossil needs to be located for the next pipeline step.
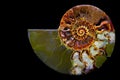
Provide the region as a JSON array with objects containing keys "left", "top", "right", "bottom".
[{"left": 28, "top": 5, "right": 115, "bottom": 75}]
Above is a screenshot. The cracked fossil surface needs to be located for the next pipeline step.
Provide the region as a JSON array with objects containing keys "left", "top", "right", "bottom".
[{"left": 28, "top": 5, "right": 115, "bottom": 75}]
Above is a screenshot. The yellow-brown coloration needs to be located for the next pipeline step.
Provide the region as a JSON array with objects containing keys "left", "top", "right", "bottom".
[
  {"left": 76, "top": 26, "right": 88, "bottom": 37},
  {"left": 58, "top": 5, "right": 113, "bottom": 51}
]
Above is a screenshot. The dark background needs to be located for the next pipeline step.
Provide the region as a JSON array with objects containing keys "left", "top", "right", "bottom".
[{"left": 14, "top": 0, "right": 120, "bottom": 79}]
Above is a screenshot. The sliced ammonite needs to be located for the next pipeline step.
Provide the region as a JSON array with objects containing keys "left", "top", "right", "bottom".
[{"left": 28, "top": 5, "right": 115, "bottom": 76}]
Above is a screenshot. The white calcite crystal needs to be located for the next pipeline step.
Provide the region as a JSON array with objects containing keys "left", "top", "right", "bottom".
[
  {"left": 109, "top": 32, "right": 115, "bottom": 44},
  {"left": 72, "top": 52, "right": 84, "bottom": 67},
  {"left": 97, "top": 31, "right": 115, "bottom": 44},
  {"left": 94, "top": 41, "right": 108, "bottom": 48},
  {"left": 90, "top": 46, "right": 99, "bottom": 56},
  {"left": 97, "top": 31, "right": 109, "bottom": 40},
  {"left": 71, "top": 51, "right": 95, "bottom": 75},
  {"left": 71, "top": 52, "right": 85, "bottom": 75},
  {"left": 71, "top": 66, "right": 83, "bottom": 75},
  {"left": 82, "top": 51, "right": 94, "bottom": 71}
]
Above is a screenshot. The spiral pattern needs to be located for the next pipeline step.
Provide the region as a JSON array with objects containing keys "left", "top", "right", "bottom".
[
  {"left": 58, "top": 5, "right": 115, "bottom": 75},
  {"left": 58, "top": 7, "right": 95, "bottom": 51}
]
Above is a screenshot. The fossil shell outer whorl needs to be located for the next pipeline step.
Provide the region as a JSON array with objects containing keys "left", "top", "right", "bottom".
[{"left": 58, "top": 5, "right": 114, "bottom": 51}]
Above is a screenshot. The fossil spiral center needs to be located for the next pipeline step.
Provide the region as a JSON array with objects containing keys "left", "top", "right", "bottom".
[
  {"left": 78, "top": 29, "right": 85, "bottom": 36},
  {"left": 72, "top": 25, "right": 89, "bottom": 41},
  {"left": 76, "top": 26, "right": 88, "bottom": 37}
]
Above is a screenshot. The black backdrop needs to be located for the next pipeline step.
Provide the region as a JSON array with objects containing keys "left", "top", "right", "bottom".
[{"left": 15, "top": 0, "right": 120, "bottom": 79}]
